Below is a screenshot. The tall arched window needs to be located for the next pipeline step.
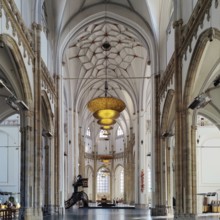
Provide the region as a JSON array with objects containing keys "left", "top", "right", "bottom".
[
  {"left": 97, "top": 168, "right": 110, "bottom": 193},
  {"left": 99, "top": 129, "right": 108, "bottom": 138},
  {"left": 148, "top": 166, "right": 151, "bottom": 192},
  {"left": 117, "top": 126, "right": 123, "bottom": 136},
  {"left": 114, "top": 166, "right": 124, "bottom": 199},
  {"left": 120, "top": 169, "right": 124, "bottom": 194},
  {"left": 86, "top": 127, "right": 91, "bottom": 137}
]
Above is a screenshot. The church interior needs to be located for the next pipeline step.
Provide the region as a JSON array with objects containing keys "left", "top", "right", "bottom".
[{"left": 0, "top": 0, "right": 220, "bottom": 219}]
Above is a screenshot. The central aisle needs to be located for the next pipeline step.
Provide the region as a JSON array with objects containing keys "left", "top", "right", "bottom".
[
  {"left": 43, "top": 208, "right": 220, "bottom": 220},
  {"left": 43, "top": 208, "right": 173, "bottom": 220}
]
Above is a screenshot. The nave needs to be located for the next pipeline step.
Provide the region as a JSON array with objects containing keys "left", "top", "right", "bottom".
[
  {"left": 43, "top": 208, "right": 220, "bottom": 220},
  {"left": 44, "top": 208, "right": 170, "bottom": 220}
]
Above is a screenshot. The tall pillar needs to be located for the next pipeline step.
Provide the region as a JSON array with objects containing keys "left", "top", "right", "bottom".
[
  {"left": 93, "top": 149, "right": 97, "bottom": 202},
  {"left": 43, "top": 144, "right": 49, "bottom": 212},
  {"left": 19, "top": 111, "right": 35, "bottom": 219},
  {"left": 45, "top": 134, "right": 55, "bottom": 215},
  {"left": 19, "top": 22, "right": 43, "bottom": 220},
  {"left": 79, "top": 128, "right": 85, "bottom": 177},
  {"left": 166, "top": 139, "right": 172, "bottom": 214},
  {"left": 151, "top": 74, "right": 168, "bottom": 216},
  {"left": 124, "top": 136, "right": 128, "bottom": 204},
  {"left": 184, "top": 116, "right": 197, "bottom": 214},
  {"left": 111, "top": 150, "right": 115, "bottom": 201},
  {"left": 54, "top": 75, "right": 61, "bottom": 214},
  {"left": 138, "top": 111, "right": 147, "bottom": 206},
  {"left": 173, "top": 19, "right": 184, "bottom": 218},
  {"left": 124, "top": 129, "right": 135, "bottom": 204},
  {"left": 33, "top": 22, "right": 43, "bottom": 219},
  {"left": 173, "top": 19, "right": 197, "bottom": 219},
  {"left": 161, "top": 137, "right": 167, "bottom": 205},
  {"left": 191, "top": 125, "right": 197, "bottom": 214}
]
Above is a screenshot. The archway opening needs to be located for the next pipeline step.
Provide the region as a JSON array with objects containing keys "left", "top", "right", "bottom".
[
  {"left": 196, "top": 115, "right": 220, "bottom": 214},
  {"left": 0, "top": 114, "right": 21, "bottom": 207},
  {"left": 97, "top": 167, "right": 110, "bottom": 201}
]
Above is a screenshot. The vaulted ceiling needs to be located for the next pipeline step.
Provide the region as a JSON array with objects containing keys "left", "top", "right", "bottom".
[{"left": 45, "top": 0, "right": 174, "bottom": 134}]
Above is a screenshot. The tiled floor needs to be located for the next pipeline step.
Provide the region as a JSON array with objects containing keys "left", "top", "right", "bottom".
[
  {"left": 43, "top": 207, "right": 220, "bottom": 220},
  {"left": 43, "top": 208, "right": 171, "bottom": 220}
]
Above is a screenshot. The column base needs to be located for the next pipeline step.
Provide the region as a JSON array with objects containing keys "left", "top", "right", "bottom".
[
  {"left": 151, "top": 205, "right": 168, "bottom": 216},
  {"left": 42, "top": 205, "right": 60, "bottom": 216},
  {"left": 135, "top": 203, "right": 148, "bottom": 208},
  {"left": 19, "top": 207, "right": 43, "bottom": 220},
  {"left": 174, "top": 213, "right": 197, "bottom": 219}
]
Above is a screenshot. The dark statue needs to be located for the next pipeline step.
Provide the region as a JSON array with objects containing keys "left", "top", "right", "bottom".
[{"left": 64, "top": 175, "right": 88, "bottom": 209}]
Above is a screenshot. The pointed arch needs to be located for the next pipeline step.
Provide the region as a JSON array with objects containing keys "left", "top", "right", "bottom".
[
  {"left": 41, "top": 90, "right": 54, "bottom": 132},
  {"left": 161, "top": 89, "right": 175, "bottom": 133},
  {"left": 0, "top": 34, "right": 33, "bottom": 103},
  {"left": 184, "top": 28, "right": 220, "bottom": 107}
]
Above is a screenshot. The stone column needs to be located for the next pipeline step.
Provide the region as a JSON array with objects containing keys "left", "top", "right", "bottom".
[
  {"left": 44, "top": 144, "right": 49, "bottom": 213},
  {"left": 184, "top": 116, "right": 197, "bottom": 215},
  {"left": 166, "top": 140, "right": 171, "bottom": 213},
  {"left": 173, "top": 19, "right": 184, "bottom": 217},
  {"left": 111, "top": 150, "right": 115, "bottom": 201},
  {"left": 78, "top": 128, "right": 85, "bottom": 177},
  {"left": 54, "top": 75, "right": 61, "bottom": 214},
  {"left": 124, "top": 136, "right": 128, "bottom": 204},
  {"left": 151, "top": 74, "right": 166, "bottom": 216},
  {"left": 191, "top": 125, "right": 197, "bottom": 214},
  {"left": 93, "top": 150, "right": 97, "bottom": 202},
  {"left": 30, "top": 22, "right": 43, "bottom": 219},
  {"left": 125, "top": 129, "right": 135, "bottom": 204},
  {"left": 19, "top": 110, "right": 35, "bottom": 219},
  {"left": 162, "top": 137, "right": 168, "bottom": 209},
  {"left": 46, "top": 134, "right": 55, "bottom": 215}
]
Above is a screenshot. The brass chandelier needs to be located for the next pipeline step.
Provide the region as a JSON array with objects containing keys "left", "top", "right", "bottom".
[
  {"left": 87, "top": 3, "right": 125, "bottom": 129},
  {"left": 87, "top": 43, "right": 126, "bottom": 128},
  {"left": 87, "top": 80, "right": 126, "bottom": 128}
]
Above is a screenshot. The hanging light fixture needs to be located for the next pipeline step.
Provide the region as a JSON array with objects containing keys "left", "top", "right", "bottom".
[
  {"left": 97, "top": 118, "right": 116, "bottom": 126},
  {"left": 93, "top": 109, "right": 120, "bottom": 120},
  {"left": 87, "top": 2, "right": 125, "bottom": 127},
  {"left": 88, "top": 97, "right": 125, "bottom": 116},
  {"left": 98, "top": 155, "right": 113, "bottom": 165},
  {"left": 87, "top": 62, "right": 126, "bottom": 126},
  {"left": 103, "top": 130, "right": 110, "bottom": 136},
  {"left": 100, "top": 125, "right": 113, "bottom": 130}
]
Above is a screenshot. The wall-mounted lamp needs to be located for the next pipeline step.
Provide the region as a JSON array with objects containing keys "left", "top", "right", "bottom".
[
  {"left": 42, "top": 129, "right": 53, "bottom": 137},
  {"left": 188, "top": 93, "right": 211, "bottom": 110},
  {"left": 0, "top": 80, "right": 4, "bottom": 88},
  {"left": 5, "top": 96, "right": 19, "bottom": 111},
  {"left": 162, "top": 132, "right": 174, "bottom": 138},
  {"left": 1, "top": 79, "right": 29, "bottom": 111},
  {"left": 0, "top": 79, "right": 9, "bottom": 90},
  {"left": 213, "top": 76, "right": 220, "bottom": 87},
  {"left": 46, "top": 131, "right": 53, "bottom": 137},
  {"left": 15, "top": 100, "right": 29, "bottom": 110},
  {"left": 0, "top": 36, "right": 4, "bottom": 48}
]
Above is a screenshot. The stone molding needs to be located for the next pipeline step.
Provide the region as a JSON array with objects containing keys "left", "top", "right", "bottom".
[
  {"left": 160, "top": 89, "right": 175, "bottom": 132},
  {"left": 183, "top": 27, "right": 220, "bottom": 108},
  {"left": 158, "top": 54, "right": 175, "bottom": 98},
  {"left": 1, "top": 0, "right": 57, "bottom": 105},
  {"left": 159, "top": 0, "right": 215, "bottom": 99},
  {"left": 151, "top": 206, "right": 169, "bottom": 216},
  {"left": 84, "top": 152, "right": 124, "bottom": 160},
  {"left": 41, "top": 61, "right": 56, "bottom": 95},
  {"left": 1, "top": 0, "right": 34, "bottom": 61},
  {"left": 180, "top": 0, "right": 213, "bottom": 58}
]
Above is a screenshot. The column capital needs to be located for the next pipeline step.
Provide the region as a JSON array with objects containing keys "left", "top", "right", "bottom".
[{"left": 173, "top": 19, "right": 183, "bottom": 29}]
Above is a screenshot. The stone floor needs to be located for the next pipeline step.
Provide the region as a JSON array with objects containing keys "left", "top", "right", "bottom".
[{"left": 43, "top": 207, "right": 220, "bottom": 220}]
